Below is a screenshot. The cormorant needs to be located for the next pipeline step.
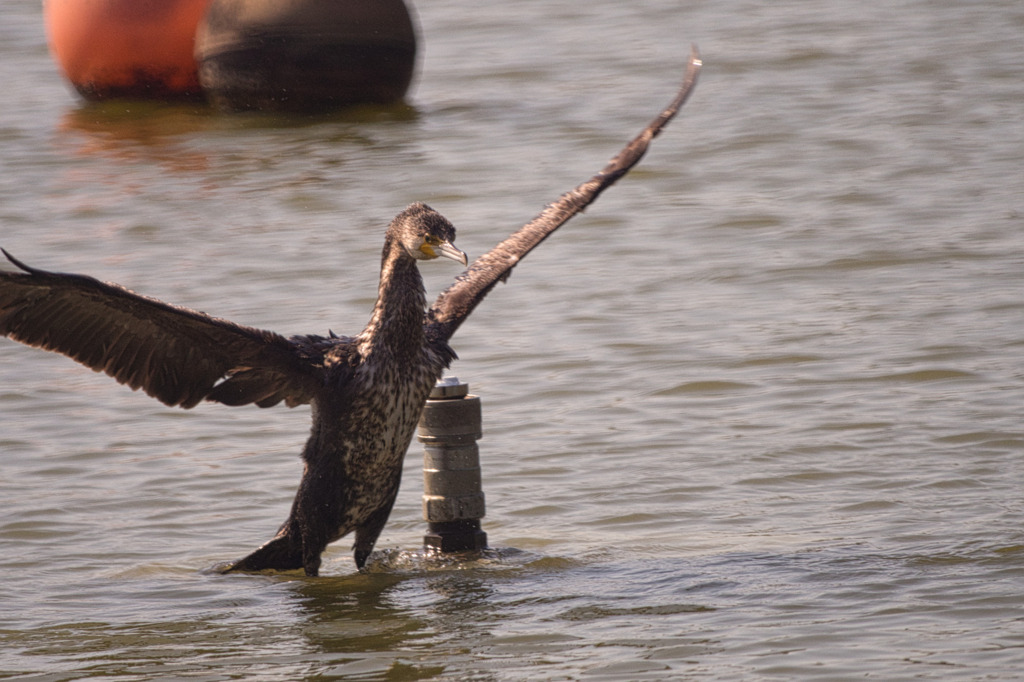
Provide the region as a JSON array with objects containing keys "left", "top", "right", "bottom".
[{"left": 0, "top": 49, "right": 700, "bottom": 576}]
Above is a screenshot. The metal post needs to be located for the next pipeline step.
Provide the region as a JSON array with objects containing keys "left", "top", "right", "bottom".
[{"left": 417, "top": 377, "right": 488, "bottom": 553}]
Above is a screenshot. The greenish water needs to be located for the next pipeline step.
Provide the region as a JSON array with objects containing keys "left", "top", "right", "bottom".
[{"left": 2, "top": 0, "right": 1023, "bottom": 679}]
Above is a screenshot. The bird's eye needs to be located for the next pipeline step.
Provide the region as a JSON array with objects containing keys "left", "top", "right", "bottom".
[{"left": 425, "top": 235, "right": 442, "bottom": 246}]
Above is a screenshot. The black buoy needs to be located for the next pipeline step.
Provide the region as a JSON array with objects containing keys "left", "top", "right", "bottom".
[
  {"left": 417, "top": 378, "right": 488, "bottom": 554},
  {"left": 195, "top": 0, "right": 417, "bottom": 112}
]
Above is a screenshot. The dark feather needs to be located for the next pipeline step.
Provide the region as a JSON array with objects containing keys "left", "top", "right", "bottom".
[
  {"left": 425, "top": 46, "right": 701, "bottom": 345},
  {"left": 0, "top": 249, "right": 322, "bottom": 409}
]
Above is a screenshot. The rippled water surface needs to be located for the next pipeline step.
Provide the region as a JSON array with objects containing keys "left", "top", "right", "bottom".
[{"left": 2, "top": 0, "right": 1024, "bottom": 679}]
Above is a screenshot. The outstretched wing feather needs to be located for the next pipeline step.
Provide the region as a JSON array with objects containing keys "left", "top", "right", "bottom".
[
  {"left": 425, "top": 47, "right": 701, "bottom": 344},
  {"left": 0, "top": 250, "right": 323, "bottom": 409}
]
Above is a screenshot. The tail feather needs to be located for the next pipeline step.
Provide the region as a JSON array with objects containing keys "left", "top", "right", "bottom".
[{"left": 220, "top": 534, "right": 305, "bottom": 574}]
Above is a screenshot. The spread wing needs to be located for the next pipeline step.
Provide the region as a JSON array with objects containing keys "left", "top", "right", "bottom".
[
  {"left": 425, "top": 46, "right": 701, "bottom": 345},
  {"left": 0, "top": 249, "right": 325, "bottom": 409}
]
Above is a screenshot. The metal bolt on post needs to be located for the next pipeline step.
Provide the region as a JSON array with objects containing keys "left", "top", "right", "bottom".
[{"left": 417, "top": 377, "right": 488, "bottom": 553}]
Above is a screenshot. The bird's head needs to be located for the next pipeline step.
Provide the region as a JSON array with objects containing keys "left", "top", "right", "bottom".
[{"left": 390, "top": 202, "right": 467, "bottom": 265}]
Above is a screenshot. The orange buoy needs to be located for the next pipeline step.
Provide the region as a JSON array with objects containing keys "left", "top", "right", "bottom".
[
  {"left": 195, "top": 0, "right": 417, "bottom": 112},
  {"left": 44, "top": 0, "right": 212, "bottom": 100}
]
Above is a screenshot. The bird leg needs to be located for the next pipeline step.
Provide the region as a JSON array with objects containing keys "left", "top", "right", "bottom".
[{"left": 352, "top": 497, "right": 398, "bottom": 569}]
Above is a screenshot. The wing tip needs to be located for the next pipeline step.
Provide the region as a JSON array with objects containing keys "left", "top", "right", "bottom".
[
  {"left": 689, "top": 43, "right": 702, "bottom": 68},
  {"left": 0, "top": 248, "right": 37, "bottom": 275}
]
